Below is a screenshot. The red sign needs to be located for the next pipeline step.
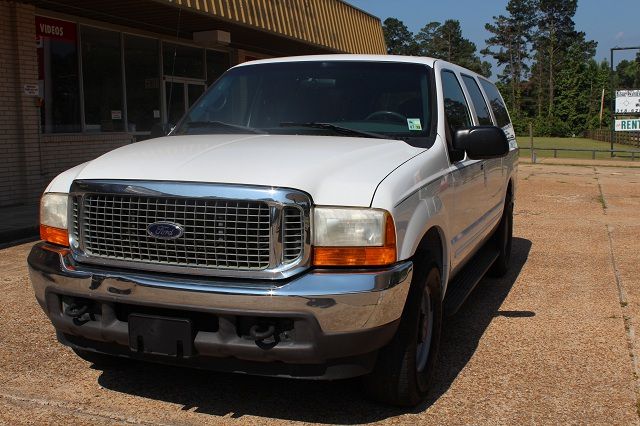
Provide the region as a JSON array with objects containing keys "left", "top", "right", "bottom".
[{"left": 35, "top": 16, "right": 76, "bottom": 42}]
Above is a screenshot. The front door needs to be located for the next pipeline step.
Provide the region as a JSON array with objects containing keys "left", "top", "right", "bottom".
[{"left": 439, "top": 68, "right": 490, "bottom": 272}]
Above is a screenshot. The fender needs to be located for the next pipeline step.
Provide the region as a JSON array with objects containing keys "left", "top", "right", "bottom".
[{"left": 370, "top": 141, "right": 454, "bottom": 292}]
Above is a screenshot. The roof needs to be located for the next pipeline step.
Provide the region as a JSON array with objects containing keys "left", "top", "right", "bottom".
[
  {"left": 236, "top": 54, "right": 438, "bottom": 68},
  {"left": 155, "top": 0, "right": 387, "bottom": 54}
]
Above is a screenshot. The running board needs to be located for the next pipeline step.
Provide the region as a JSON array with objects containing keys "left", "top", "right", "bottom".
[{"left": 443, "top": 246, "right": 500, "bottom": 317}]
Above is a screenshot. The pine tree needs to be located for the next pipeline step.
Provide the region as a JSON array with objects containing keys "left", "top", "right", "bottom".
[
  {"left": 416, "top": 20, "right": 492, "bottom": 77},
  {"left": 482, "top": 0, "right": 536, "bottom": 115},
  {"left": 382, "top": 18, "right": 419, "bottom": 56}
]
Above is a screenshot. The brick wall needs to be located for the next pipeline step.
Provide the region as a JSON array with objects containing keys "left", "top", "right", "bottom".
[
  {"left": 0, "top": 2, "right": 134, "bottom": 206},
  {"left": 0, "top": 1, "right": 42, "bottom": 207},
  {"left": 41, "top": 133, "right": 134, "bottom": 181}
]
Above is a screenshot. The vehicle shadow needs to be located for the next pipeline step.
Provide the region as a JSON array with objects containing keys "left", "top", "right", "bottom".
[{"left": 95, "top": 237, "right": 532, "bottom": 424}]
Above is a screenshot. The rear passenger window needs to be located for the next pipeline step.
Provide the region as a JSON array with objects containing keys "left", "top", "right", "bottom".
[
  {"left": 479, "top": 79, "right": 510, "bottom": 128},
  {"left": 441, "top": 71, "right": 471, "bottom": 131},
  {"left": 461, "top": 75, "right": 493, "bottom": 125}
]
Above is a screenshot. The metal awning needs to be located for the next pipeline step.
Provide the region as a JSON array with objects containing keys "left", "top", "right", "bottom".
[{"left": 29, "top": 0, "right": 386, "bottom": 56}]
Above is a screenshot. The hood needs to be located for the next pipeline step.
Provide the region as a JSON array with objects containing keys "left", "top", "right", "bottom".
[{"left": 71, "top": 134, "right": 422, "bottom": 206}]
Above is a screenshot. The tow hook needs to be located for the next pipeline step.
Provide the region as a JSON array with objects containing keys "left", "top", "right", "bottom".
[
  {"left": 64, "top": 303, "right": 93, "bottom": 326},
  {"left": 250, "top": 324, "right": 279, "bottom": 349}
]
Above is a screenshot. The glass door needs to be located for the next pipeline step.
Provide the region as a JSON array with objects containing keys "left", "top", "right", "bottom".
[
  {"left": 187, "top": 83, "right": 205, "bottom": 108},
  {"left": 165, "top": 81, "right": 185, "bottom": 125},
  {"left": 163, "top": 77, "right": 206, "bottom": 125}
]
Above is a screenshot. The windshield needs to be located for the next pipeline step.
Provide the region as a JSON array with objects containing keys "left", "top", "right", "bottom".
[{"left": 174, "top": 61, "right": 432, "bottom": 143}]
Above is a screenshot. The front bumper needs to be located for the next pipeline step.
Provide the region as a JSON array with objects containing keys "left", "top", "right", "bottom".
[{"left": 28, "top": 243, "right": 412, "bottom": 379}]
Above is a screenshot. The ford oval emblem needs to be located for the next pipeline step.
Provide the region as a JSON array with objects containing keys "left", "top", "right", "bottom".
[{"left": 147, "top": 222, "right": 184, "bottom": 240}]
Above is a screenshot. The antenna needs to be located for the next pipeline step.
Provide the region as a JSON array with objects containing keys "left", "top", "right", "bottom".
[{"left": 166, "top": 7, "right": 182, "bottom": 126}]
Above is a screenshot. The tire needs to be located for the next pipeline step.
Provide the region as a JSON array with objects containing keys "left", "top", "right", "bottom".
[
  {"left": 363, "top": 261, "right": 443, "bottom": 406},
  {"left": 72, "top": 348, "right": 120, "bottom": 366},
  {"left": 489, "top": 195, "right": 513, "bottom": 277}
]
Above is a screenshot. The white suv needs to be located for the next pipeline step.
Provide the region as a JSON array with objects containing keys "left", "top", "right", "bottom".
[{"left": 30, "top": 55, "right": 517, "bottom": 406}]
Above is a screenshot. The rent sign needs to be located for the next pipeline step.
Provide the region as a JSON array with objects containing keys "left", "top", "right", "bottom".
[{"left": 615, "top": 119, "right": 640, "bottom": 132}]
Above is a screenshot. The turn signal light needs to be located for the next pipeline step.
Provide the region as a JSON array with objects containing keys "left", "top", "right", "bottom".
[
  {"left": 40, "top": 225, "right": 69, "bottom": 247},
  {"left": 313, "top": 214, "right": 396, "bottom": 267}
]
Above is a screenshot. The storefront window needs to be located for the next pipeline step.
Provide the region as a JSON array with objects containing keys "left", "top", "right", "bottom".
[
  {"left": 36, "top": 18, "right": 229, "bottom": 134},
  {"left": 36, "top": 16, "right": 81, "bottom": 133},
  {"left": 163, "top": 42, "right": 204, "bottom": 79},
  {"left": 81, "top": 26, "right": 124, "bottom": 132},
  {"left": 165, "top": 81, "right": 185, "bottom": 125},
  {"left": 206, "top": 50, "right": 230, "bottom": 86},
  {"left": 124, "top": 35, "right": 160, "bottom": 132}
]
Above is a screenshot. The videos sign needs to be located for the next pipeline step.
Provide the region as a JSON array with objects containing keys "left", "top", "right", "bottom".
[
  {"left": 615, "top": 90, "right": 640, "bottom": 114},
  {"left": 35, "top": 16, "right": 76, "bottom": 43}
]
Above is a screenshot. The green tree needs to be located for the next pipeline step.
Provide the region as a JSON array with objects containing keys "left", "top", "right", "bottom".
[
  {"left": 533, "top": 0, "right": 596, "bottom": 116},
  {"left": 615, "top": 55, "right": 640, "bottom": 89},
  {"left": 416, "top": 20, "right": 491, "bottom": 77},
  {"left": 382, "top": 18, "right": 419, "bottom": 55},
  {"left": 482, "top": 0, "right": 536, "bottom": 116}
]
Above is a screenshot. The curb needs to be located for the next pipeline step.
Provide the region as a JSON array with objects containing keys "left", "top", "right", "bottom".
[{"left": 0, "top": 227, "right": 39, "bottom": 249}]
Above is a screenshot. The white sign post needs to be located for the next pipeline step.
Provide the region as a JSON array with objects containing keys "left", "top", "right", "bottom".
[{"left": 615, "top": 90, "right": 640, "bottom": 114}]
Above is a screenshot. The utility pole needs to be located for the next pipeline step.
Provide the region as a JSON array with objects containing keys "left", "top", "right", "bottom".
[{"left": 599, "top": 88, "right": 605, "bottom": 129}]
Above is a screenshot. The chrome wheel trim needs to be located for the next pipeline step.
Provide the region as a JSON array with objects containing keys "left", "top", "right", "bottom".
[{"left": 416, "top": 285, "right": 434, "bottom": 373}]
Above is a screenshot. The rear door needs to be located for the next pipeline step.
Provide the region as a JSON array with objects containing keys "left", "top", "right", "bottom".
[
  {"left": 461, "top": 74, "right": 504, "bottom": 223},
  {"left": 478, "top": 79, "right": 516, "bottom": 211}
]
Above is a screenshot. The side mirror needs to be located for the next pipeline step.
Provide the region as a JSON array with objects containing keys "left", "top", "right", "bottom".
[
  {"left": 150, "top": 123, "right": 174, "bottom": 139},
  {"left": 452, "top": 126, "right": 509, "bottom": 160}
]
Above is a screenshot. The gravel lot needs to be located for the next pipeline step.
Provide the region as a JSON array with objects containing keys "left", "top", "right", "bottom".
[{"left": 1, "top": 162, "right": 639, "bottom": 425}]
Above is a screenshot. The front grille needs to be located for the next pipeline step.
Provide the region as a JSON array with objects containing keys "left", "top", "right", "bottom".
[
  {"left": 283, "top": 207, "right": 304, "bottom": 263},
  {"left": 79, "top": 194, "right": 272, "bottom": 270}
]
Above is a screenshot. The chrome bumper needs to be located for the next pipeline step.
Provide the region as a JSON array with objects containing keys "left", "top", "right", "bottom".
[{"left": 28, "top": 243, "right": 412, "bottom": 335}]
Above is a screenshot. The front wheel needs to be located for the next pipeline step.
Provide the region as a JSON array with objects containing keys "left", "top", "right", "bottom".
[{"left": 363, "top": 262, "right": 442, "bottom": 406}]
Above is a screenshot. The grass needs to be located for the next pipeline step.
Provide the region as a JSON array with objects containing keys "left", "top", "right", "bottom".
[{"left": 517, "top": 137, "right": 640, "bottom": 161}]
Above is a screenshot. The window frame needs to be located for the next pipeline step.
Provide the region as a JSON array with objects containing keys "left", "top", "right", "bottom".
[
  {"left": 460, "top": 73, "right": 494, "bottom": 126},
  {"left": 440, "top": 69, "right": 473, "bottom": 132},
  {"left": 478, "top": 77, "right": 512, "bottom": 128},
  {"left": 36, "top": 13, "right": 233, "bottom": 136}
]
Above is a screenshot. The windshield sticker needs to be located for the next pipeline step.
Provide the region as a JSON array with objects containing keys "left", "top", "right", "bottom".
[{"left": 407, "top": 118, "right": 422, "bottom": 131}]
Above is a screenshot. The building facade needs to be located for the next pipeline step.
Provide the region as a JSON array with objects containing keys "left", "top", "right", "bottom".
[{"left": 0, "top": 0, "right": 385, "bottom": 231}]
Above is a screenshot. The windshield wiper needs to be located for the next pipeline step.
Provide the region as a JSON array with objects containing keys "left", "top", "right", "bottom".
[
  {"left": 185, "top": 121, "right": 266, "bottom": 134},
  {"left": 279, "top": 122, "right": 390, "bottom": 140}
]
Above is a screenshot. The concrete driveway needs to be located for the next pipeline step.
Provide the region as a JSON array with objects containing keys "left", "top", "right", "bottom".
[{"left": 1, "top": 162, "right": 639, "bottom": 425}]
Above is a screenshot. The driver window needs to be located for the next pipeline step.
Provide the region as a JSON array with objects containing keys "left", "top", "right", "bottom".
[{"left": 441, "top": 70, "right": 472, "bottom": 131}]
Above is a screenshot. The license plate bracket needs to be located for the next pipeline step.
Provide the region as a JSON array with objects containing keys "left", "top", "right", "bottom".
[{"left": 128, "top": 314, "right": 193, "bottom": 358}]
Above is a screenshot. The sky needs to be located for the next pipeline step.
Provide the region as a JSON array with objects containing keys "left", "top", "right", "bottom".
[{"left": 347, "top": 0, "right": 640, "bottom": 71}]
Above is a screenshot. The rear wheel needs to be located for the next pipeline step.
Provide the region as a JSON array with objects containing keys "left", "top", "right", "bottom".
[
  {"left": 489, "top": 195, "right": 513, "bottom": 277},
  {"left": 363, "top": 261, "right": 442, "bottom": 406}
]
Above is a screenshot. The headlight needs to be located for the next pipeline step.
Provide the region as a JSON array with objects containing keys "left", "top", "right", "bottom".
[
  {"left": 40, "top": 193, "right": 69, "bottom": 246},
  {"left": 313, "top": 207, "right": 396, "bottom": 267}
]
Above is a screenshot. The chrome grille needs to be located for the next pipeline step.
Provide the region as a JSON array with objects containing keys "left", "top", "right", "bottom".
[
  {"left": 80, "top": 194, "right": 271, "bottom": 270},
  {"left": 72, "top": 197, "right": 79, "bottom": 239},
  {"left": 283, "top": 207, "right": 304, "bottom": 263}
]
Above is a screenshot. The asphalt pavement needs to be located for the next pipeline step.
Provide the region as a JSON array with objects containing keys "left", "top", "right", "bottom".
[{"left": 1, "top": 162, "right": 639, "bottom": 425}]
